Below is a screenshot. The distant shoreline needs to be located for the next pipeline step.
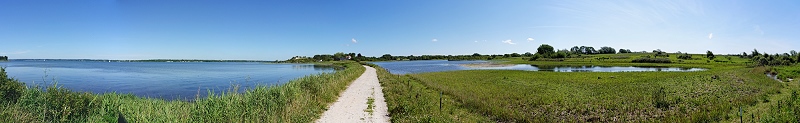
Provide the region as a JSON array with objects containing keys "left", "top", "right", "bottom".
[
  {"left": 460, "top": 62, "right": 515, "bottom": 68},
  {"left": 4, "top": 59, "right": 275, "bottom": 62}
]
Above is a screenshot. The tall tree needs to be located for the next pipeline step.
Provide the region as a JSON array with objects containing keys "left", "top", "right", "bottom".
[
  {"left": 472, "top": 53, "right": 481, "bottom": 57},
  {"left": 570, "top": 46, "right": 581, "bottom": 54},
  {"left": 706, "top": 50, "right": 715, "bottom": 59},
  {"left": 536, "top": 44, "right": 555, "bottom": 55},
  {"left": 584, "top": 47, "right": 597, "bottom": 54},
  {"left": 752, "top": 49, "right": 760, "bottom": 57},
  {"left": 333, "top": 52, "right": 346, "bottom": 59},
  {"left": 380, "top": 54, "right": 393, "bottom": 60},
  {"left": 523, "top": 52, "right": 533, "bottom": 57},
  {"left": 598, "top": 46, "right": 616, "bottom": 54}
]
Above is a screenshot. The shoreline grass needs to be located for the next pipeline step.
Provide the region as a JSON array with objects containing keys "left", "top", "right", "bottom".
[{"left": 0, "top": 62, "right": 365, "bottom": 122}]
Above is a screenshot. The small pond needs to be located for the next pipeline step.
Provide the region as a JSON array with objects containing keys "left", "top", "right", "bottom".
[{"left": 371, "top": 60, "right": 706, "bottom": 74}]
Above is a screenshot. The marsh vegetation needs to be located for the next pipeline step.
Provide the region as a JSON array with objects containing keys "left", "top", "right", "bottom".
[{"left": 370, "top": 47, "right": 800, "bottom": 122}]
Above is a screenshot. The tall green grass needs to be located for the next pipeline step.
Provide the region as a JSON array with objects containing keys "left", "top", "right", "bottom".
[
  {"left": 363, "top": 63, "right": 491, "bottom": 122},
  {"left": 0, "top": 62, "right": 365, "bottom": 122},
  {"left": 405, "top": 66, "right": 781, "bottom": 122}
]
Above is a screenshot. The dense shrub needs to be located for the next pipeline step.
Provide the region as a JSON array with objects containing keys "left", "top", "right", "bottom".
[
  {"left": 632, "top": 58, "right": 672, "bottom": 63},
  {"left": 677, "top": 53, "right": 692, "bottom": 60},
  {"left": 528, "top": 54, "right": 541, "bottom": 61},
  {"left": 0, "top": 67, "right": 25, "bottom": 104}
]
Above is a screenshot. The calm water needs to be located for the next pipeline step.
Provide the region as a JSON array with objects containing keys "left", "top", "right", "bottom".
[
  {"left": 0, "top": 60, "right": 335, "bottom": 100},
  {"left": 371, "top": 60, "right": 705, "bottom": 74}
]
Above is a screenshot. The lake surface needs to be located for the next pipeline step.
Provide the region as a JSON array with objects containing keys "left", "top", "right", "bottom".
[
  {"left": 0, "top": 60, "right": 335, "bottom": 100},
  {"left": 371, "top": 60, "right": 705, "bottom": 74}
]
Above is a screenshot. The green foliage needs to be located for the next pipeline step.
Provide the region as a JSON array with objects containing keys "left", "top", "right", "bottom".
[
  {"left": 43, "top": 86, "right": 100, "bottom": 122},
  {"left": 632, "top": 58, "right": 672, "bottom": 63},
  {"left": 523, "top": 52, "right": 533, "bottom": 57},
  {"left": 598, "top": 46, "right": 616, "bottom": 54},
  {"left": 529, "top": 54, "right": 541, "bottom": 61},
  {"left": 407, "top": 67, "right": 781, "bottom": 122},
  {"left": 0, "top": 56, "right": 7, "bottom": 61},
  {"left": 381, "top": 54, "right": 394, "bottom": 60},
  {"left": 537, "top": 44, "right": 555, "bottom": 55},
  {"left": 678, "top": 53, "right": 693, "bottom": 60},
  {"left": 707, "top": 50, "right": 716, "bottom": 59},
  {"left": 619, "top": 49, "right": 632, "bottom": 53},
  {"left": 0, "top": 68, "right": 25, "bottom": 104}
]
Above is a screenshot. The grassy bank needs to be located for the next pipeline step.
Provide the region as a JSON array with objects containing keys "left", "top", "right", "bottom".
[
  {"left": 363, "top": 63, "right": 491, "bottom": 122},
  {"left": 0, "top": 62, "right": 365, "bottom": 122}
]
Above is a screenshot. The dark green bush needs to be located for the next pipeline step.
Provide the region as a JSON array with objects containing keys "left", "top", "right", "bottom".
[
  {"left": 678, "top": 53, "right": 692, "bottom": 60},
  {"left": 0, "top": 67, "right": 26, "bottom": 104}
]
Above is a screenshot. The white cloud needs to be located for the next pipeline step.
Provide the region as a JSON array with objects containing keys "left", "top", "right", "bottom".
[
  {"left": 708, "top": 33, "right": 713, "bottom": 39},
  {"left": 474, "top": 40, "right": 478, "bottom": 43},
  {"left": 0, "top": 50, "right": 31, "bottom": 55},
  {"left": 351, "top": 38, "right": 357, "bottom": 43},
  {"left": 502, "top": 39, "right": 516, "bottom": 45},
  {"left": 527, "top": 37, "right": 534, "bottom": 42},
  {"left": 432, "top": 38, "right": 438, "bottom": 42},
  {"left": 754, "top": 25, "right": 764, "bottom": 35}
]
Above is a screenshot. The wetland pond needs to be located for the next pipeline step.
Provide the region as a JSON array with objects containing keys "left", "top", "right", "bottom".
[
  {"left": 0, "top": 60, "right": 335, "bottom": 100},
  {"left": 371, "top": 60, "right": 706, "bottom": 74}
]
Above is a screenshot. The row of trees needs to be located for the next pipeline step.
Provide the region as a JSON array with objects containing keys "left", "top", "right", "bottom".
[
  {"left": 567, "top": 46, "right": 631, "bottom": 54},
  {"left": 531, "top": 44, "right": 631, "bottom": 60},
  {"left": 0, "top": 56, "right": 7, "bottom": 61},
  {"left": 742, "top": 49, "right": 799, "bottom": 66},
  {"left": 381, "top": 54, "right": 494, "bottom": 61}
]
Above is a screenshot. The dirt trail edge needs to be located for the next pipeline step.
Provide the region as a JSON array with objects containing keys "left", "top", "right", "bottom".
[{"left": 317, "top": 65, "right": 390, "bottom": 123}]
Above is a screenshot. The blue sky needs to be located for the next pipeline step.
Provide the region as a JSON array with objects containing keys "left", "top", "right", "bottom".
[{"left": 1, "top": 0, "right": 798, "bottom": 60}]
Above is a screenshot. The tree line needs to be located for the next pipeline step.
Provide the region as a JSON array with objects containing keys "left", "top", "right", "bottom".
[
  {"left": 0, "top": 56, "right": 7, "bottom": 61},
  {"left": 741, "top": 49, "right": 799, "bottom": 66},
  {"left": 283, "top": 47, "right": 798, "bottom": 67},
  {"left": 531, "top": 44, "right": 633, "bottom": 60}
]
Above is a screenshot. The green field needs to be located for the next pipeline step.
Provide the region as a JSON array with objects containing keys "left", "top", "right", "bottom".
[
  {"left": 372, "top": 53, "right": 800, "bottom": 122},
  {"left": 0, "top": 62, "right": 364, "bottom": 122}
]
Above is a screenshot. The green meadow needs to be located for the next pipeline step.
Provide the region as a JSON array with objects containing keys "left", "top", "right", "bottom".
[{"left": 370, "top": 51, "right": 800, "bottom": 122}]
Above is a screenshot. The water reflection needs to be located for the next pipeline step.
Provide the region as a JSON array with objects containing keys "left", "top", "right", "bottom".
[
  {"left": 291, "top": 64, "right": 339, "bottom": 71},
  {"left": 527, "top": 65, "right": 705, "bottom": 72},
  {"left": 372, "top": 60, "right": 706, "bottom": 74}
]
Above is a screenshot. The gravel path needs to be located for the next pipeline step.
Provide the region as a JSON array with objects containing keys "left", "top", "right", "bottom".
[{"left": 317, "top": 65, "right": 389, "bottom": 123}]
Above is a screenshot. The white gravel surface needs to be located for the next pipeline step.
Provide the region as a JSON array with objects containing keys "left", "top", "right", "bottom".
[{"left": 316, "top": 66, "right": 389, "bottom": 123}]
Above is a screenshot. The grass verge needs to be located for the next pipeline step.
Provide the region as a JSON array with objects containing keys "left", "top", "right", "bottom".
[{"left": 364, "top": 63, "right": 492, "bottom": 122}]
